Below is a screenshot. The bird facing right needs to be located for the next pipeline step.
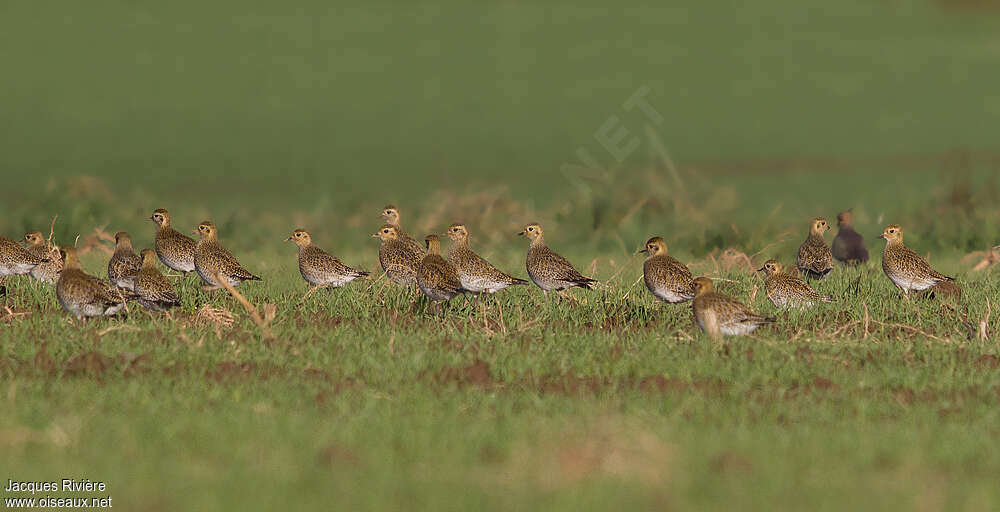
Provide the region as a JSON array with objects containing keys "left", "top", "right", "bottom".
[
  {"left": 193, "top": 221, "right": 262, "bottom": 289},
  {"left": 880, "top": 224, "right": 953, "bottom": 295},
  {"left": 57, "top": 247, "right": 126, "bottom": 320},
  {"left": 519, "top": 223, "right": 596, "bottom": 294},
  {"left": 758, "top": 259, "right": 834, "bottom": 308},
  {"left": 691, "top": 277, "right": 775, "bottom": 336},
  {"left": 640, "top": 236, "right": 695, "bottom": 304},
  {"left": 23, "top": 231, "right": 62, "bottom": 284},
  {"left": 796, "top": 217, "right": 834, "bottom": 280},
  {"left": 286, "top": 229, "right": 368, "bottom": 289},
  {"left": 445, "top": 223, "right": 527, "bottom": 294},
  {"left": 0, "top": 235, "right": 48, "bottom": 279},
  {"left": 831, "top": 210, "right": 869, "bottom": 265},
  {"left": 134, "top": 249, "right": 181, "bottom": 312},
  {"left": 151, "top": 208, "right": 197, "bottom": 274}
]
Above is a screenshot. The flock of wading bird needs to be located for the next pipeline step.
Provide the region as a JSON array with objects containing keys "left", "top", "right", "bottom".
[{"left": 0, "top": 206, "right": 974, "bottom": 336}]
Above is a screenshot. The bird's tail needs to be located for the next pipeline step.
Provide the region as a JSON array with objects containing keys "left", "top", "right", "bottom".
[{"left": 572, "top": 277, "right": 598, "bottom": 290}]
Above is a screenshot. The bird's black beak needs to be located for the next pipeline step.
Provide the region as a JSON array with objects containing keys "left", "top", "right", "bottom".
[
  {"left": 757, "top": 266, "right": 766, "bottom": 273},
  {"left": 637, "top": 248, "right": 648, "bottom": 255},
  {"left": 517, "top": 231, "right": 525, "bottom": 236},
  {"left": 284, "top": 236, "right": 294, "bottom": 242}
]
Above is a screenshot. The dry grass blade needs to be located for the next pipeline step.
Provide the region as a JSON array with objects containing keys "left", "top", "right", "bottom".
[
  {"left": 213, "top": 272, "right": 275, "bottom": 340},
  {"left": 97, "top": 325, "right": 140, "bottom": 337},
  {"left": 980, "top": 296, "right": 991, "bottom": 341},
  {"left": 1, "top": 306, "right": 31, "bottom": 323}
]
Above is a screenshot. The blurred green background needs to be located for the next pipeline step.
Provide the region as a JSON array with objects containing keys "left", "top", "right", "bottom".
[{"left": 1, "top": 0, "right": 998, "bottom": 252}]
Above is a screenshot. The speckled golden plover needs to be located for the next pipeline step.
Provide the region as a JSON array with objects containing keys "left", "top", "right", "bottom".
[
  {"left": 57, "top": 247, "right": 126, "bottom": 320},
  {"left": 417, "top": 234, "right": 468, "bottom": 312},
  {"left": 1, "top": 235, "right": 48, "bottom": 295},
  {"left": 519, "top": 223, "right": 596, "bottom": 295},
  {"left": 108, "top": 231, "right": 142, "bottom": 290},
  {"left": 758, "top": 259, "right": 834, "bottom": 308},
  {"left": 193, "top": 221, "right": 262, "bottom": 289},
  {"left": 372, "top": 224, "right": 420, "bottom": 288},
  {"left": 286, "top": 229, "right": 368, "bottom": 290},
  {"left": 691, "top": 277, "right": 775, "bottom": 336},
  {"left": 151, "top": 208, "right": 196, "bottom": 274},
  {"left": 23, "top": 231, "right": 62, "bottom": 284},
  {"left": 134, "top": 249, "right": 181, "bottom": 312},
  {"left": 797, "top": 218, "right": 833, "bottom": 280},
  {"left": 880, "top": 224, "right": 953, "bottom": 295},
  {"left": 831, "top": 210, "right": 868, "bottom": 265},
  {"left": 445, "top": 223, "right": 527, "bottom": 294},
  {"left": 640, "top": 236, "right": 695, "bottom": 304},
  {"left": 381, "top": 204, "right": 426, "bottom": 257}
]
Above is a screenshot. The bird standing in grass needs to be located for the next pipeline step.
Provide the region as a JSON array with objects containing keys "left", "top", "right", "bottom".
[
  {"left": 797, "top": 218, "right": 834, "bottom": 280},
  {"left": 23, "top": 231, "right": 62, "bottom": 284},
  {"left": 151, "top": 209, "right": 197, "bottom": 274},
  {"left": 108, "top": 232, "right": 142, "bottom": 291},
  {"left": 1, "top": 235, "right": 48, "bottom": 293},
  {"left": 832, "top": 211, "right": 868, "bottom": 265},
  {"left": 193, "top": 221, "right": 261, "bottom": 290},
  {"left": 519, "top": 223, "right": 596, "bottom": 296},
  {"left": 691, "top": 277, "right": 775, "bottom": 336},
  {"left": 880, "top": 224, "right": 953, "bottom": 296},
  {"left": 57, "top": 247, "right": 126, "bottom": 320},
  {"left": 373, "top": 224, "right": 420, "bottom": 288},
  {"left": 286, "top": 229, "right": 368, "bottom": 290},
  {"left": 134, "top": 249, "right": 181, "bottom": 312},
  {"left": 417, "top": 234, "right": 468, "bottom": 312},
  {"left": 758, "top": 259, "right": 834, "bottom": 308},
  {"left": 381, "top": 204, "right": 425, "bottom": 257},
  {"left": 640, "top": 236, "right": 695, "bottom": 304},
  {"left": 445, "top": 223, "right": 527, "bottom": 295}
]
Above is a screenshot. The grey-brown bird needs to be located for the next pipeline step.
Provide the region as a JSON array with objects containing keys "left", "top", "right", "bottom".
[
  {"left": 796, "top": 218, "right": 834, "bottom": 280},
  {"left": 381, "top": 204, "right": 426, "bottom": 257},
  {"left": 56, "top": 247, "right": 126, "bottom": 320},
  {"left": 831, "top": 211, "right": 868, "bottom": 265},
  {"left": 134, "top": 249, "right": 181, "bottom": 312},
  {"left": 0, "top": 235, "right": 48, "bottom": 281},
  {"left": 639, "top": 237, "right": 695, "bottom": 304},
  {"left": 445, "top": 223, "right": 527, "bottom": 294},
  {"left": 417, "top": 234, "right": 468, "bottom": 311},
  {"left": 23, "top": 231, "right": 62, "bottom": 284},
  {"left": 286, "top": 229, "right": 368, "bottom": 289},
  {"left": 151, "top": 208, "right": 196, "bottom": 274},
  {"left": 108, "top": 232, "right": 142, "bottom": 290},
  {"left": 519, "top": 223, "right": 596, "bottom": 294},
  {"left": 372, "top": 224, "right": 420, "bottom": 288},
  {"left": 758, "top": 259, "right": 834, "bottom": 308},
  {"left": 691, "top": 277, "right": 775, "bottom": 336},
  {"left": 193, "top": 221, "right": 262, "bottom": 289},
  {"left": 880, "top": 224, "right": 953, "bottom": 295}
]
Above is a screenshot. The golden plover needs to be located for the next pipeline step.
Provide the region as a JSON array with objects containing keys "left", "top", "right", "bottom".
[
  {"left": 691, "top": 277, "right": 775, "bottom": 336},
  {"left": 56, "top": 247, "right": 126, "bottom": 320},
  {"left": 417, "top": 234, "right": 468, "bottom": 311},
  {"left": 381, "top": 204, "right": 426, "bottom": 257},
  {"left": 640, "top": 236, "right": 695, "bottom": 304},
  {"left": 880, "top": 224, "right": 953, "bottom": 295},
  {"left": 23, "top": 231, "right": 62, "bottom": 284},
  {"left": 0, "top": 235, "right": 48, "bottom": 279},
  {"left": 193, "top": 221, "right": 262, "bottom": 289},
  {"left": 758, "top": 259, "right": 834, "bottom": 308},
  {"left": 519, "top": 223, "right": 596, "bottom": 294},
  {"left": 831, "top": 210, "right": 868, "bottom": 265},
  {"left": 372, "top": 224, "right": 420, "bottom": 287},
  {"left": 134, "top": 249, "right": 181, "bottom": 312},
  {"left": 286, "top": 229, "right": 368, "bottom": 289},
  {"left": 108, "top": 231, "right": 142, "bottom": 290},
  {"left": 151, "top": 208, "right": 196, "bottom": 274},
  {"left": 796, "top": 217, "right": 833, "bottom": 280},
  {"left": 445, "top": 223, "right": 527, "bottom": 294}
]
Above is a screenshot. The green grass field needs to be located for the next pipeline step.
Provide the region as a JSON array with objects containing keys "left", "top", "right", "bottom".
[{"left": 2, "top": 1, "right": 1000, "bottom": 510}]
